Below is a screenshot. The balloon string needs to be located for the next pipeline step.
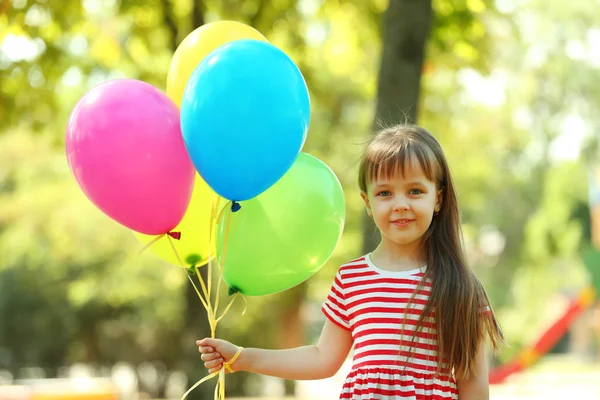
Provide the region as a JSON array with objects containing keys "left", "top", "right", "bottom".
[
  {"left": 179, "top": 345, "right": 243, "bottom": 400},
  {"left": 212, "top": 197, "right": 237, "bottom": 314},
  {"left": 205, "top": 194, "right": 223, "bottom": 330},
  {"left": 136, "top": 233, "right": 166, "bottom": 256},
  {"left": 135, "top": 194, "right": 242, "bottom": 400},
  {"left": 137, "top": 230, "right": 181, "bottom": 257},
  {"left": 207, "top": 194, "right": 222, "bottom": 306},
  {"left": 176, "top": 193, "right": 242, "bottom": 400},
  {"left": 218, "top": 205, "right": 233, "bottom": 274},
  {"left": 170, "top": 239, "right": 240, "bottom": 400}
]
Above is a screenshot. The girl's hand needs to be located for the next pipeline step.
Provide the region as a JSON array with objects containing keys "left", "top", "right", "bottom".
[{"left": 196, "top": 338, "right": 242, "bottom": 374}]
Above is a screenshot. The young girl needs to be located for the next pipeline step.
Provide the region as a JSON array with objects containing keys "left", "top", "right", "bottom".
[{"left": 197, "top": 124, "right": 504, "bottom": 399}]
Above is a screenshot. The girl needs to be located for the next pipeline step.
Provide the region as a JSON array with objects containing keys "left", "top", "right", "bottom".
[{"left": 197, "top": 124, "right": 504, "bottom": 399}]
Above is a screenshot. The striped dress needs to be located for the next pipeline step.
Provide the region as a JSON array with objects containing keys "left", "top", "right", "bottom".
[{"left": 322, "top": 254, "right": 458, "bottom": 400}]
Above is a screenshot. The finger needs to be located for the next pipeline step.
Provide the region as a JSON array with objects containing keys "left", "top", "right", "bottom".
[
  {"left": 201, "top": 352, "right": 222, "bottom": 362},
  {"left": 204, "top": 358, "right": 223, "bottom": 370},
  {"left": 208, "top": 367, "right": 220, "bottom": 374},
  {"left": 198, "top": 346, "right": 214, "bottom": 354}
]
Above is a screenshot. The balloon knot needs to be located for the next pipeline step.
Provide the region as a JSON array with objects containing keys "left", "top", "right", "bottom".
[
  {"left": 228, "top": 286, "right": 240, "bottom": 296},
  {"left": 167, "top": 231, "right": 181, "bottom": 240},
  {"left": 231, "top": 201, "right": 241, "bottom": 213},
  {"left": 186, "top": 265, "right": 197, "bottom": 276}
]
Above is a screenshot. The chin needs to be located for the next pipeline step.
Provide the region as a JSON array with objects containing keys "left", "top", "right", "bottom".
[
  {"left": 392, "top": 240, "right": 418, "bottom": 246},
  {"left": 388, "top": 236, "right": 422, "bottom": 246}
]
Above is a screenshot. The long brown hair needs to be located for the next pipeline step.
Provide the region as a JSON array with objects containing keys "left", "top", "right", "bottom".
[{"left": 358, "top": 124, "right": 504, "bottom": 379}]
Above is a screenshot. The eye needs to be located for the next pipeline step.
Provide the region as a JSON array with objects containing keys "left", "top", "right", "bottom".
[
  {"left": 376, "top": 190, "right": 392, "bottom": 197},
  {"left": 409, "top": 188, "right": 423, "bottom": 195}
]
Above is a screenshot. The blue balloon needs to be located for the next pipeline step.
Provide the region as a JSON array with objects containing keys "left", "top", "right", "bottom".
[{"left": 180, "top": 40, "right": 310, "bottom": 201}]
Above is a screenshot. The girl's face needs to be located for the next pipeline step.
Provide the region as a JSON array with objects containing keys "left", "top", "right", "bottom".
[{"left": 361, "top": 161, "right": 443, "bottom": 251}]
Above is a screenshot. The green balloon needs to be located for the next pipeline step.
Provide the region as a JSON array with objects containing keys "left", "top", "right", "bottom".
[{"left": 216, "top": 153, "right": 346, "bottom": 296}]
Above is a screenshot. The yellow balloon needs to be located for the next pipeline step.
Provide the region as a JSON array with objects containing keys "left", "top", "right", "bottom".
[
  {"left": 167, "top": 20, "right": 268, "bottom": 106},
  {"left": 135, "top": 175, "right": 223, "bottom": 266}
]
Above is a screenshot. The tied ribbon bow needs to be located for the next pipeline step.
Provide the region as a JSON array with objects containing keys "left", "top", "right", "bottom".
[{"left": 181, "top": 346, "right": 244, "bottom": 400}]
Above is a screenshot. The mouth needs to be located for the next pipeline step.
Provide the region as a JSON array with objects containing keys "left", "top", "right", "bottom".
[{"left": 391, "top": 219, "right": 414, "bottom": 227}]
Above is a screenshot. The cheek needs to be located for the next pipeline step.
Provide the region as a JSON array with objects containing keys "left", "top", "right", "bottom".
[
  {"left": 372, "top": 201, "right": 390, "bottom": 215},
  {"left": 370, "top": 204, "right": 388, "bottom": 225},
  {"left": 415, "top": 199, "right": 437, "bottom": 217}
]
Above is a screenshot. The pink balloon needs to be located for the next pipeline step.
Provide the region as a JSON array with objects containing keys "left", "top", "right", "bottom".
[{"left": 66, "top": 79, "right": 195, "bottom": 235}]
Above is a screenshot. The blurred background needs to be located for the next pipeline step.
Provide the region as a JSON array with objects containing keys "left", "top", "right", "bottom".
[{"left": 2, "top": 0, "right": 600, "bottom": 398}]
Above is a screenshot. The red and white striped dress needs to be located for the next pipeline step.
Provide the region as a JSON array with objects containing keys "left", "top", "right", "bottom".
[{"left": 322, "top": 254, "right": 458, "bottom": 400}]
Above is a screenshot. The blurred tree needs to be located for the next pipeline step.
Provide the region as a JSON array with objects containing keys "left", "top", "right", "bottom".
[
  {"left": 361, "top": 0, "right": 433, "bottom": 253},
  {"left": 0, "top": 131, "right": 187, "bottom": 380},
  {"left": 421, "top": 0, "right": 600, "bottom": 361},
  {"left": 361, "top": 0, "right": 500, "bottom": 252}
]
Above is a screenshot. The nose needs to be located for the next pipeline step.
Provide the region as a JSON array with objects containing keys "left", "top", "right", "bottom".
[{"left": 392, "top": 199, "right": 409, "bottom": 211}]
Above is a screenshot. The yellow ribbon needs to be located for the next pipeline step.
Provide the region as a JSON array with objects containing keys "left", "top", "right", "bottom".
[
  {"left": 136, "top": 233, "right": 166, "bottom": 256},
  {"left": 137, "top": 193, "right": 243, "bottom": 400},
  {"left": 180, "top": 346, "right": 244, "bottom": 400},
  {"left": 176, "top": 194, "right": 242, "bottom": 400}
]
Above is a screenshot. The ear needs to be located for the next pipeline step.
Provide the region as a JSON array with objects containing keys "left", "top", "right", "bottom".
[
  {"left": 360, "top": 191, "right": 373, "bottom": 218},
  {"left": 435, "top": 188, "right": 444, "bottom": 213}
]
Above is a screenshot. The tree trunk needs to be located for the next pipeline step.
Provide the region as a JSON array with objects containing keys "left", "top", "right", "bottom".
[
  {"left": 192, "top": 0, "right": 205, "bottom": 31},
  {"left": 160, "top": 0, "right": 179, "bottom": 51},
  {"left": 362, "top": 0, "right": 433, "bottom": 254}
]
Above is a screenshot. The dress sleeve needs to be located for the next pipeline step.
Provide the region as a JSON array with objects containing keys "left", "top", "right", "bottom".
[{"left": 321, "top": 269, "right": 351, "bottom": 330}]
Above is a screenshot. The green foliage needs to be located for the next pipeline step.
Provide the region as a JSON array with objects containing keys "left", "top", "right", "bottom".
[
  {"left": 0, "top": 130, "right": 187, "bottom": 371},
  {"left": 418, "top": 0, "right": 600, "bottom": 361}
]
